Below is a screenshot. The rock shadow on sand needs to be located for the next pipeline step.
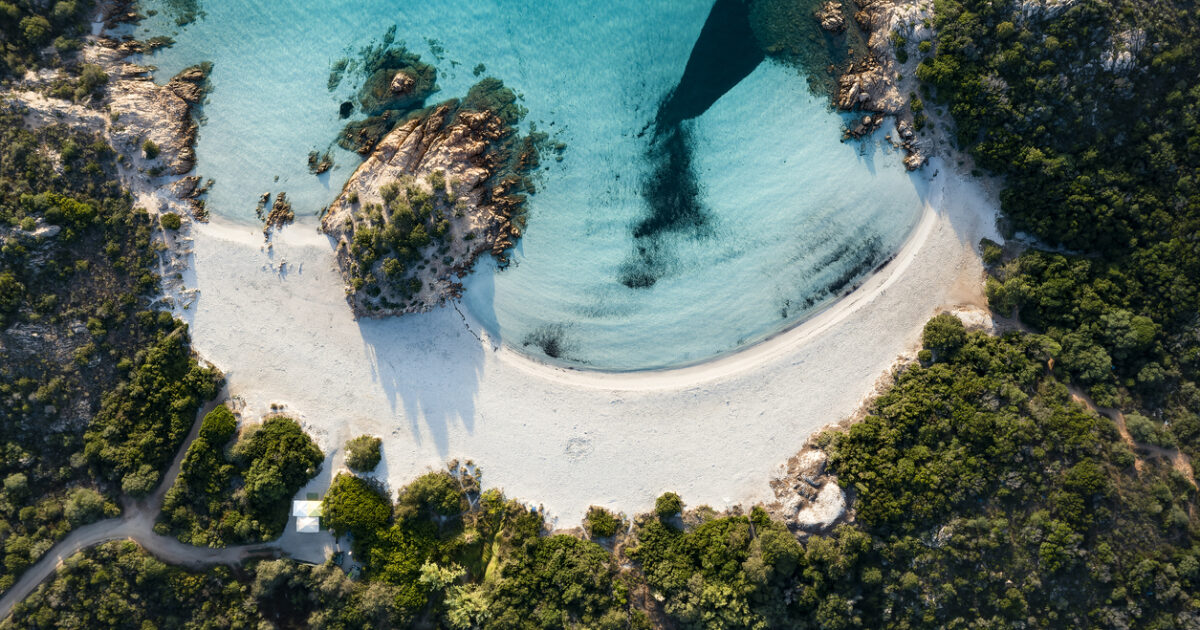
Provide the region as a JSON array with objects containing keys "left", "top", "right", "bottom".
[{"left": 356, "top": 306, "right": 485, "bottom": 458}]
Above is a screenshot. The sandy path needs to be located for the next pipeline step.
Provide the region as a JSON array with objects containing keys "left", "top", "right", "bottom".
[
  {"left": 176, "top": 155, "right": 1000, "bottom": 526},
  {"left": 0, "top": 515, "right": 275, "bottom": 621},
  {"left": 1070, "top": 386, "right": 1197, "bottom": 486}
]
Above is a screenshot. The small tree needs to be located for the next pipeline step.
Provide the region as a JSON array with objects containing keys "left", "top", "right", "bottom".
[
  {"left": 584, "top": 506, "right": 620, "bottom": 539},
  {"left": 160, "top": 212, "right": 182, "bottom": 230},
  {"left": 395, "top": 472, "right": 465, "bottom": 523},
  {"left": 345, "top": 435, "right": 383, "bottom": 472},
  {"left": 655, "top": 492, "right": 683, "bottom": 519},
  {"left": 922, "top": 313, "right": 966, "bottom": 357},
  {"left": 322, "top": 472, "right": 391, "bottom": 539},
  {"left": 142, "top": 139, "right": 160, "bottom": 160}
]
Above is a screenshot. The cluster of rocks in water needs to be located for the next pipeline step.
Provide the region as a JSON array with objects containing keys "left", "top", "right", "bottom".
[
  {"left": 322, "top": 63, "right": 543, "bottom": 317},
  {"left": 818, "top": 0, "right": 930, "bottom": 170},
  {"left": 814, "top": 0, "right": 847, "bottom": 33},
  {"left": 256, "top": 192, "right": 295, "bottom": 236}
]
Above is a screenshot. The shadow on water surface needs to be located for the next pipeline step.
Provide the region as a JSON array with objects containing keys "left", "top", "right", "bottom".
[{"left": 621, "top": 0, "right": 763, "bottom": 289}]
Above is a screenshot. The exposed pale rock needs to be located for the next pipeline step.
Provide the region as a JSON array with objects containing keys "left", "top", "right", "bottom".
[
  {"left": 1018, "top": 0, "right": 1078, "bottom": 21},
  {"left": 1100, "top": 29, "right": 1145, "bottom": 74},
  {"left": 105, "top": 61, "right": 210, "bottom": 176},
  {"left": 815, "top": 1, "right": 846, "bottom": 33},
  {"left": 768, "top": 445, "right": 853, "bottom": 533},
  {"left": 834, "top": 0, "right": 933, "bottom": 170},
  {"left": 903, "top": 148, "right": 927, "bottom": 171},
  {"left": 389, "top": 71, "right": 416, "bottom": 95},
  {"left": 264, "top": 192, "right": 295, "bottom": 235},
  {"left": 794, "top": 482, "right": 848, "bottom": 529}
]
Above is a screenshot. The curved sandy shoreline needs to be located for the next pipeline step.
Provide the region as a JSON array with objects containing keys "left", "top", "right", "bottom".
[
  {"left": 487, "top": 181, "right": 943, "bottom": 391},
  {"left": 176, "top": 155, "right": 998, "bottom": 525}
]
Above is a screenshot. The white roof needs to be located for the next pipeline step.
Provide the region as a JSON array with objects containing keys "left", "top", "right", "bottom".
[
  {"left": 296, "top": 516, "right": 320, "bottom": 533},
  {"left": 292, "top": 500, "right": 322, "bottom": 517}
]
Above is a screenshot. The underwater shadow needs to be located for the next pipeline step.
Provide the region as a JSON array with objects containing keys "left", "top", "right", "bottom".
[
  {"left": 355, "top": 304, "right": 485, "bottom": 458},
  {"left": 622, "top": 0, "right": 764, "bottom": 289}
]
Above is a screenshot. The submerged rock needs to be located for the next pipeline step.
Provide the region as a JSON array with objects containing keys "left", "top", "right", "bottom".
[{"left": 322, "top": 79, "right": 542, "bottom": 317}]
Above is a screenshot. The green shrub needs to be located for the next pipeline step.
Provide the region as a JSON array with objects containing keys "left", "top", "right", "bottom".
[
  {"left": 1126, "top": 413, "right": 1176, "bottom": 448},
  {"left": 322, "top": 472, "right": 391, "bottom": 539},
  {"left": 654, "top": 492, "right": 682, "bottom": 519},
  {"left": 345, "top": 435, "right": 382, "bottom": 472},
  {"left": 198, "top": 404, "right": 237, "bottom": 444},
  {"left": 979, "top": 238, "right": 1003, "bottom": 265},
  {"left": 584, "top": 506, "right": 620, "bottom": 539},
  {"left": 142, "top": 139, "right": 160, "bottom": 160},
  {"left": 232, "top": 416, "right": 325, "bottom": 512},
  {"left": 922, "top": 313, "right": 966, "bottom": 355},
  {"left": 395, "top": 471, "right": 465, "bottom": 522},
  {"left": 160, "top": 212, "right": 182, "bottom": 230},
  {"left": 20, "top": 15, "right": 51, "bottom": 44}
]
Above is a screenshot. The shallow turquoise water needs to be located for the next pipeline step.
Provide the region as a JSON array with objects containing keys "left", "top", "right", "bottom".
[{"left": 138, "top": 0, "right": 925, "bottom": 370}]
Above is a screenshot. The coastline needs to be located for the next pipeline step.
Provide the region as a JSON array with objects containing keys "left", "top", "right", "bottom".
[
  {"left": 83, "top": 0, "right": 1001, "bottom": 526},
  {"left": 175, "top": 152, "right": 999, "bottom": 526},
  {"left": 484, "top": 172, "right": 944, "bottom": 390}
]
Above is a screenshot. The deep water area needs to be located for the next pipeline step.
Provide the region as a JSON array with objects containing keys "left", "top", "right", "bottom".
[{"left": 137, "top": 0, "right": 924, "bottom": 370}]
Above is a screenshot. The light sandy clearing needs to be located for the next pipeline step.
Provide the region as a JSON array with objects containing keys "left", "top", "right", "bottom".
[{"left": 176, "top": 155, "right": 998, "bottom": 527}]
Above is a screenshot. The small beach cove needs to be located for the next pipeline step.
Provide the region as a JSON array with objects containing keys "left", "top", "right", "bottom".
[
  {"left": 177, "top": 154, "right": 998, "bottom": 525},
  {"left": 137, "top": 0, "right": 927, "bottom": 370},
  {"left": 125, "top": 0, "right": 1004, "bottom": 524}
]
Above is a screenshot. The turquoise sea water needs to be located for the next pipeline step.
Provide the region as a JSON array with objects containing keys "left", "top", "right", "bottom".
[{"left": 138, "top": 0, "right": 925, "bottom": 370}]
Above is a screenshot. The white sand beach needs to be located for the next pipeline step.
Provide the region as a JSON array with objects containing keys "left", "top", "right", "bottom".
[{"left": 177, "top": 156, "right": 999, "bottom": 526}]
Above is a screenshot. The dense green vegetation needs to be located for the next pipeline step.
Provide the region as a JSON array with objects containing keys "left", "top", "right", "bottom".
[
  {"left": 8, "top": 2, "right": 1200, "bottom": 628},
  {"left": 23, "top": 325, "right": 1200, "bottom": 626},
  {"left": 623, "top": 318, "right": 1198, "bottom": 628},
  {"left": 344, "top": 434, "right": 382, "bottom": 472},
  {"left": 0, "top": 0, "right": 96, "bottom": 78},
  {"left": 342, "top": 173, "right": 453, "bottom": 302},
  {"left": 158, "top": 408, "right": 324, "bottom": 546},
  {"left": 1, "top": 541, "right": 256, "bottom": 630},
  {"left": 0, "top": 104, "right": 216, "bottom": 592},
  {"left": 918, "top": 0, "right": 1200, "bottom": 463},
  {"left": 26, "top": 316, "right": 1200, "bottom": 626},
  {"left": 83, "top": 326, "right": 221, "bottom": 496},
  {"left": 316, "top": 465, "right": 645, "bottom": 627}
]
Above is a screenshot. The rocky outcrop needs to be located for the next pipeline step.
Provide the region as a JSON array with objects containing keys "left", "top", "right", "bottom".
[
  {"left": 831, "top": 0, "right": 932, "bottom": 170},
  {"left": 815, "top": 1, "right": 847, "bottom": 33},
  {"left": 104, "top": 55, "right": 210, "bottom": 177},
  {"left": 768, "top": 446, "right": 852, "bottom": 533},
  {"left": 322, "top": 81, "right": 539, "bottom": 317},
  {"left": 389, "top": 71, "right": 416, "bottom": 96},
  {"left": 263, "top": 192, "right": 295, "bottom": 235}
]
